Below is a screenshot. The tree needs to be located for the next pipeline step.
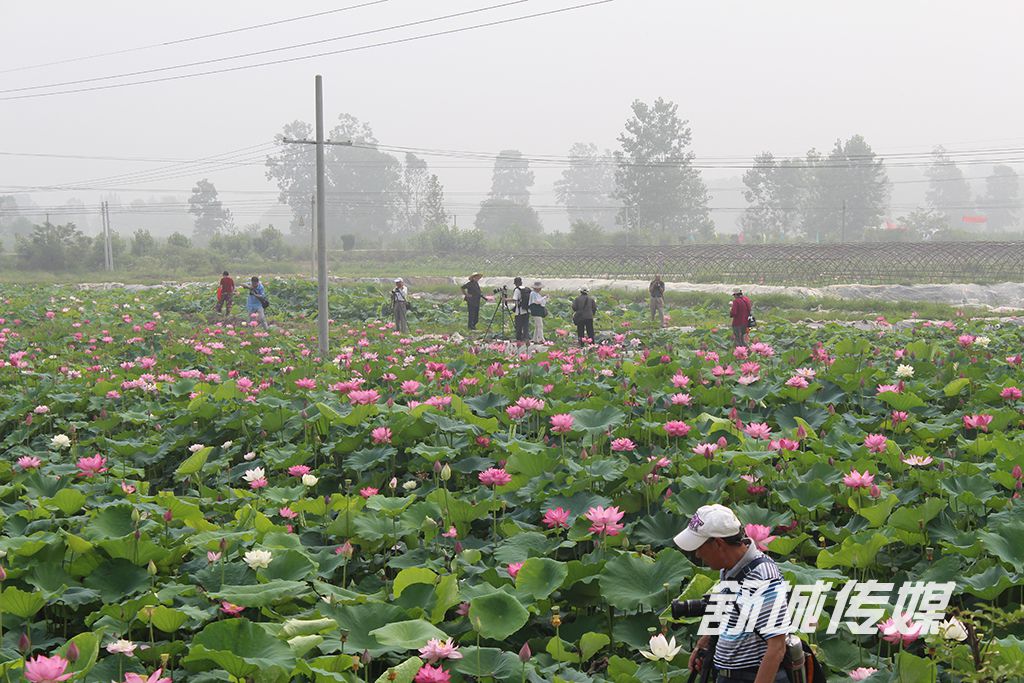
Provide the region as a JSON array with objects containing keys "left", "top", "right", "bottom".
[
  {"left": 420, "top": 174, "right": 449, "bottom": 230},
  {"left": 475, "top": 150, "right": 542, "bottom": 238},
  {"left": 265, "top": 120, "right": 316, "bottom": 236},
  {"left": 188, "top": 179, "right": 233, "bottom": 241},
  {"left": 740, "top": 153, "right": 795, "bottom": 241},
  {"left": 569, "top": 220, "right": 607, "bottom": 246},
  {"left": 926, "top": 146, "right": 973, "bottom": 227},
  {"left": 613, "top": 98, "right": 713, "bottom": 241},
  {"left": 166, "top": 232, "right": 192, "bottom": 249},
  {"left": 131, "top": 229, "right": 156, "bottom": 257},
  {"left": 15, "top": 222, "right": 91, "bottom": 271},
  {"left": 803, "top": 136, "right": 889, "bottom": 241},
  {"left": 979, "top": 164, "right": 1019, "bottom": 232},
  {"left": 396, "top": 153, "right": 431, "bottom": 233},
  {"left": 554, "top": 143, "right": 617, "bottom": 229}
]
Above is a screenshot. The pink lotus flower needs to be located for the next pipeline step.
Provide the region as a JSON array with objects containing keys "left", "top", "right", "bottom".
[
  {"left": 1001, "top": 386, "right": 1023, "bottom": 400},
  {"left": 516, "top": 396, "right": 545, "bottom": 412},
  {"left": 877, "top": 383, "right": 902, "bottom": 394},
  {"left": 542, "top": 507, "right": 571, "bottom": 529},
  {"left": 785, "top": 376, "right": 809, "bottom": 389},
  {"left": 849, "top": 667, "right": 878, "bottom": 681},
  {"left": 279, "top": 507, "right": 298, "bottom": 519},
  {"left": 737, "top": 374, "right": 759, "bottom": 385},
  {"left": 1013, "top": 465, "right": 1023, "bottom": 480},
  {"left": 585, "top": 505, "right": 625, "bottom": 536},
  {"left": 957, "top": 334, "right": 975, "bottom": 348},
  {"left": 348, "top": 389, "right": 380, "bottom": 405},
  {"left": 288, "top": 465, "right": 311, "bottom": 477},
  {"left": 76, "top": 454, "right": 108, "bottom": 478},
  {"left": 207, "top": 551, "right": 221, "bottom": 562},
  {"left": 249, "top": 478, "right": 267, "bottom": 490},
  {"left": 901, "top": 455, "right": 933, "bottom": 467},
  {"left": 507, "top": 562, "right": 523, "bottom": 578},
  {"left": 294, "top": 378, "right": 317, "bottom": 390},
  {"left": 359, "top": 487, "right": 379, "bottom": 498},
  {"left": 506, "top": 405, "right": 526, "bottom": 420},
  {"left": 478, "top": 468, "right": 512, "bottom": 487},
  {"left": 418, "top": 637, "right": 463, "bottom": 664},
  {"left": 414, "top": 664, "right": 451, "bottom": 683},
  {"left": 769, "top": 438, "right": 799, "bottom": 452},
  {"left": 669, "top": 393, "right": 693, "bottom": 406},
  {"left": 671, "top": 373, "right": 690, "bottom": 388},
  {"left": 442, "top": 526, "right": 458, "bottom": 538},
  {"left": 549, "top": 413, "right": 574, "bottom": 434},
  {"left": 744, "top": 523, "right": 777, "bottom": 551},
  {"left": 732, "top": 346, "right": 749, "bottom": 359},
  {"left": 24, "top": 654, "right": 72, "bottom": 683},
  {"left": 891, "top": 411, "right": 908, "bottom": 425},
  {"left": 220, "top": 601, "right": 244, "bottom": 615},
  {"left": 123, "top": 669, "right": 172, "bottom": 683},
  {"left": 17, "top": 456, "right": 41, "bottom": 470},
  {"left": 863, "top": 433, "right": 888, "bottom": 453},
  {"left": 878, "top": 613, "right": 922, "bottom": 644},
  {"left": 371, "top": 426, "right": 392, "bottom": 444},
  {"left": 610, "top": 438, "right": 636, "bottom": 452},
  {"left": 692, "top": 442, "right": 718, "bottom": 459},
  {"left": 843, "top": 469, "right": 875, "bottom": 489},
  {"left": 663, "top": 421, "right": 691, "bottom": 438},
  {"left": 740, "top": 362, "right": 761, "bottom": 375},
  {"left": 750, "top": 342, "right": 774, "bottom": 357},
  {"left": 711, "top": 364, "right": 734, "bottom": 377},
  {"left": 744, "top": 423, "right": 772, "bottom": 440},
  {"left": 963, "top": 414, "right": 993, "bottom": 431}
]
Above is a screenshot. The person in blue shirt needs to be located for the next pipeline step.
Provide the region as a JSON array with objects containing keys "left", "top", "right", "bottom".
[{"left": 240, "top": 275, "right": 269, "bottom": 330}]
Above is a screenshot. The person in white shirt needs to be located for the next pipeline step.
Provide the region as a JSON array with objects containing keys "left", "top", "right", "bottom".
[
  {"left": 510, "top": 276, "right": 530, "bottom": 343},
  {"left": 391, "top": 278, "right": 410, "bottom": 333},
  {"left": 528, "top": 281, "right": 547, "bottom": 343}
]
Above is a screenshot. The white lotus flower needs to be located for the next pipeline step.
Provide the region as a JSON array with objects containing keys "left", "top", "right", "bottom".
[
  {"left": 51, "top": 434, "right": 71, "bottom": 449},
  {"left": 301, "top": 474, "right": 319, "bottom": 486},
  {"left": 221, "top": 440, "right": 233, "bottom": 449},
  {"left": 242, "top": 467, "right": 265, "bottom": 483},
  {"left": 639, "top": 633, "right": 682, "bottom": 662},
  {"left": 105, "top": 639, "right": 137, "bottom": 655},
  {"left": 402, "top": 480, "right": 418, "bottom": 491},
  {"left": 243, "top": 549, "right": 273, "bottom": 569},
  {"left": 243, "top": 451, "right": 257, "bottom": 461},
  {"left": 895, "top": 364, "right": 915, "bottom": 379},
  {"left": 975, "top": 336, "right": 991, "bottom": 348},
  {"left": 939, "top": 617, "right": 968, "bottom": 642},
  {"left": 188, "top": 443, "right": 205, "bottom": 453}
]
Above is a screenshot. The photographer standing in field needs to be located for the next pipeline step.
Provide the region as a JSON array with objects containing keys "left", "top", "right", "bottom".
[
  {"left": 528, "top": 281, "right": 547, "bottom": 344},
  {"left": 650, "top": 275, "right": 666, "bottom": 326},
  {"left": 391, "top": 278, "right": 410, "bottom": 334},
  {"left": 460, "top": 272, "right": 484, "bottom": 331},
  {"left": 571, "top": 287, "right": 597, "bottom": 345},
  {"left": 510, "top": 277, "right": 531, "bottom": 343},
  {"left": 240, "top": 276, "right": 269, "bottom": 330},
  {"left": 730, "top": 289, "right": 752, "bottom": 348},
  {"left": 674, "top": 504, "right": 788, "bottom": 683}
]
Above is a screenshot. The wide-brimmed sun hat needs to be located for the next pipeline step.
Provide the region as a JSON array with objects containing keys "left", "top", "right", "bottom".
[{"left": 532, "top": 281, "right": 543, "bottom": 288}]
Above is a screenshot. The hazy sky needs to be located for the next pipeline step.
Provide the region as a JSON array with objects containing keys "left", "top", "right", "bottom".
[{"left": 2, "top": 0, "right": 1022, "bottom": 232}]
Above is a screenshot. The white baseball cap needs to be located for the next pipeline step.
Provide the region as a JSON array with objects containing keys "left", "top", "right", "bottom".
[{"left": 673, "top": 504, "right": 742, "bottom": 552}]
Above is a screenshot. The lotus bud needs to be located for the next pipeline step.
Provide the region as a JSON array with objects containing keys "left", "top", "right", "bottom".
[
  {"left": 219, "top": 538, "right": 227, "bottom": 551},
  {"left": 163, "top": 509, "right": 173, "bottom": 522},
  {"left": 389, "top": 477, "right": 398, "bottom": 490},
  {"left": 440, "top": 464, "right": 452, "bottom": 481},
  {"left": 434, "top": 461, "right": 443, "bottom": 474},
  {"left": 869, "top": 484, "right": 881, "bottom": 499},
  {"left": 518, "top": 642, "right": 531, "bottom": 662},
  {"left": 361, "top": 649, "right": 372, "bottom": 665},
  {"left": 1013, "top": 465, "right": 1023, "bottom": 480},
  {"left": 66, "top": 642, "right": 79, "bottom": 662},
  {"left": 17, "top": 633, "right": 29, "bottom": 653},
  {"left": 134, "top": 529, "right": 142, "bottom": 541},
  {"left": 717, "top": 436, "right": 728, "bottom": 448},
  {"left": 454, "top": 541, "right": 463, "bottom": 554},
  {"left": 131, "top": 508, "right": 141, "bottom": 523},
  {"left": 796, "top": 424, "right": 807, "bottom": 439},
  {"left": 147, "top": 560, "right": 158, "bottom": 575}
]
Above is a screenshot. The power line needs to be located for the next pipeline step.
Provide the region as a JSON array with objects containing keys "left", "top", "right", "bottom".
[
  {"left": 0, "top": 1, "right": 616, "bottom": 101},
  {"left": 0, "top": 0, "right": 396, "bottom": 76}
]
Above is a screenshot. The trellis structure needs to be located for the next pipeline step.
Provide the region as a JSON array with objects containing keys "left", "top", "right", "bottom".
[{"left": 331, "top": 242, "right": 1024, "bottom": 285}]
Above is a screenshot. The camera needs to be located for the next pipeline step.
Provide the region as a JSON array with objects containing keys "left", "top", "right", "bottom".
[
  {"left": 492, "top": 285, "right": 508, "bottom": 295},
  {"left": 671, "top": 595, "right": 710, "bottom": 619}
]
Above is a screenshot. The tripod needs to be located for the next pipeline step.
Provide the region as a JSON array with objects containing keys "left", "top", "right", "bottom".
[{"left": 483, "top": 297, "right": 514, "bottom": 338}]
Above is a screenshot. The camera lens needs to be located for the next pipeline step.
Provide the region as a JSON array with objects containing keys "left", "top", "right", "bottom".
[{"left": 671, "top": 596, "right": 710, "bottom": 619}]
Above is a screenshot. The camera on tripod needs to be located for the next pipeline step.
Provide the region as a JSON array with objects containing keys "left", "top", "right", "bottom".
[{"left": 492, "top": 285, "right": 508, "bottom": 295}]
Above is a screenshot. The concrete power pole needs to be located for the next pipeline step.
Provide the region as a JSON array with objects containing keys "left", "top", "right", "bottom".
[{"left": 315, "top": 75, "right": 328, "bottom": 357}]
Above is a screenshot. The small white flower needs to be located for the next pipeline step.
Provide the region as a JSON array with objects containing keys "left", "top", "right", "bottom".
[
  {"left": 50, "top": 434, "right": 71, "bottom": 449},
  {"left": 301, "top": 473, "right": 319, "bottom": 486},
  {"left": 242, "top": 467, "right": 265, "bottom": 483},
  {"left": 974, "top": 336, "right": 991, "bottom": 348},
  {"left": 221, "top": 440, "right": 233, "bottom": 449},
  {"left": 402, "top": 480, "right": 418, "bottom": 491},
  {"left": 105, "top": 639, "right": 137, "bottom": 655},
  {"left": 939, "top": 617, "right": 969, "bottom": 642},
  {"left": 243, "top": 451, "right": 257, "bottom": 461},
  {"left": 188, "top": 443, "right": 205, "bottom": 453},
  {"left": 639, "top": 633, "right": 682, "bottom": 662},
  {"left": 895, "top": 364, "right": 915, "bottom": 379},
  {"left": 243, "top": 549, "right": 273, "bottom": 569}
]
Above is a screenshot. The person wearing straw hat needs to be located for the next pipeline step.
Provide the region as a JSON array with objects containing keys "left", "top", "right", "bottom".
[
  {"left": 528, "top": 281, "right": 547, "bottom": 343},
  {"left": 391, "top": 278, "right": 409, "bottom": 334},
  {"left": 729, "top": 289, "right": 752, "bottom": 348},
  {"left": 571, "top": 287, "right": 597, "bottom": 345},
  {"left": 460, "top": 272, "right": 484, "bottom": 331}
]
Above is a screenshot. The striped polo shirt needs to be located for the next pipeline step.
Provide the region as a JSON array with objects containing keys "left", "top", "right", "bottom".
[{"left": 713, "top": 542, "right": 789, "bottom": 671}]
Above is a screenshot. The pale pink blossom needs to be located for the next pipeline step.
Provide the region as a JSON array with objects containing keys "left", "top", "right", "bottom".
[
  {"left": 744, "top": 524, "right": 777, "bottom": 551},
  {"left": 663, "top": 421, "right": 691, "bottom": 438},
  {"left": 24, "top": 654, "right": 72, "bottom": 683},
  {"left": 418, "top": 638, "right": 463, "bottom": 664},
  {"left": 585, "top": 505, "right": 625, "bottom": 536},
  {"left": 843, "top": 469, "right": 875, "bottom": 489},
  {"left": 744, "top": 422, "right": 772, "bottom": 440},
  {"left": 611, "top": 437, "right": 636, "bottom": 452},
  {"left": 549, "top": 414, "right": 574, "bottom": 434},
  {"left": 76, "top": 454, "right": 108, "bottom": 478},
  {"left": 371, "top": 426, "right": 393, "bottom": 444},
  {"left": 863, "top": 433, "right": 888, "bottom": 453},
  {"left": 542, "top": 507, "right": 571, "bottom": 529},
  {"left": 963, "top": 414, "right": 993, "bottom": 431},
  {"left": 478, "top": 468, "right": 512, "bottom": 487}
]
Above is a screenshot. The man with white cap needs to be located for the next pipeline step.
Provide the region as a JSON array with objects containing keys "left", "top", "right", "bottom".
[
  {"left": 391, "top": 278, "right": 409, "bottom": 334},
  {"left": 675, "top": 504, "right": 788, "bottom": 683}
]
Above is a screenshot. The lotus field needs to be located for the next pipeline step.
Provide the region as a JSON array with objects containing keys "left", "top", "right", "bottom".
[{"left": 1, "top": 282, "right": 1023, "bottom": 683}]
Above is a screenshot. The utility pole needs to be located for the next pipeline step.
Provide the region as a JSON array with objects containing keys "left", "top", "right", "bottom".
[
  {"left": 310, "top": 194, "right": 316, "bottom": 280},
  {"left": 314, "top": 75, "right": 328, "bottom": 357},
  {"left": 101, "top": 201, "right": 113, "bottom": 271},
  {"left": 841, "top": 199, "right": 847, "bottom": 243}
]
